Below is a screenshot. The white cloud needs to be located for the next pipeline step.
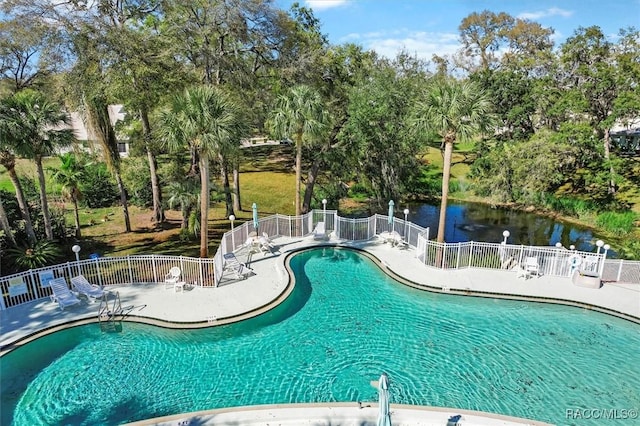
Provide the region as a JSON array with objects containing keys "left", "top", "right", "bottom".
[
  {"left": 305, "top": 0, "right": 349, "bottom": 11},
  {"left": 341, "top": 30, "right": 460, "bottom": 62},
  {"left": 518, "top": 7, "right": 573, "bottom": 21}
]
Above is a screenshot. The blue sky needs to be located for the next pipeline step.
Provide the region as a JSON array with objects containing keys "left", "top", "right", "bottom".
[{"left": 276, "top": 0, "right": 639, "bottom": 60}]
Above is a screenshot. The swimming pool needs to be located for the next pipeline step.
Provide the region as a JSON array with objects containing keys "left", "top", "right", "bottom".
[{"left": 1, "top": 247, "right": 639, "bottom": 425}]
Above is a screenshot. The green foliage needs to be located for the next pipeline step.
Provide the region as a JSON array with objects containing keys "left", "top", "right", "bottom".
[
  {"left": 595, "top": 211, "right": 637, "bottom": 235},
  {"left": 539, "top": 193, "right": 595, "bottom": 218},
  {"left": 405, "top": 168, "right": 441, "bottom": 197},
  {"left": 121, "top": 159, "right": 153, "bottom": 208},
  {"left": 5, "top": 240, "right": 61, "bottom": 271},
  {"left": 347, "top": 182, "right": 372, "bottom": 201},
  {"left": 80, "top": 162, "right": 119, "bottom": 208}
]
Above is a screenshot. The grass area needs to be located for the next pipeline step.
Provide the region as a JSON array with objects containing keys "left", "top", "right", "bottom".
[
  {"left": 2, "top": 143, "right": 639, "bottom": 260},
  {"left": 0, "top": 157, "right": 63, "bottom": 194}
]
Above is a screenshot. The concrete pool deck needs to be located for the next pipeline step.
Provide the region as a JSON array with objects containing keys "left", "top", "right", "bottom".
[
  {"left": 2, "top": 235, "right": 638, "bottom": 351},
  {"left": 1, "top": 235, "right": 637, "bottom": 425}
]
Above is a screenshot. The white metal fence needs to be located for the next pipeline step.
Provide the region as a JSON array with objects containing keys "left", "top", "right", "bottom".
[{"left": 2, "top": 209, "right": 638, "bottom": 310}]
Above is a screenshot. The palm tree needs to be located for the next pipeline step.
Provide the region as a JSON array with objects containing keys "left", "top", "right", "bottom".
[
  {"left": 268, "top": 85, "right": 329, "bottom": 216},
  {"left": 412, "top": 79, "right": 493, "bottom": 244},
  {"left": 84, "top": 96, "right": 132, "bottom": 233},
  {"left": 49, "top": 153, "right": 85, "bottom": 238},
  {"left": 158, "top": 86, "right": 242, "bottom": 257},
  {"left": 167, "top": 179, "right": 199, "bottom": 231},
  {"left": 3, "top": 90, "right": 74, "bottom": 240},
  {"left": 0, "top": 98, "right": 37, "bottom": 245}
]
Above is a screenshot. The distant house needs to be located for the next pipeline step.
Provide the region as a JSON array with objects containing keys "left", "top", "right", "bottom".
[
  {"left": 610, "top": 118, "right": 640, "bottom": 156},
  {"left": 65, "top": 105, "right": 130, "bottom": 157}
]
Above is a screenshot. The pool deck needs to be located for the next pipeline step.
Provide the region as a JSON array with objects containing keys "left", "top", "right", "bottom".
[{"left": 1, "top": 234, "right": 638, "bottom": 425}]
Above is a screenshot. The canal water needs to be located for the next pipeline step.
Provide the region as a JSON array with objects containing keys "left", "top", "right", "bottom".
[{"left": 400, "top": 202, "right": 613, "bottom": 255}]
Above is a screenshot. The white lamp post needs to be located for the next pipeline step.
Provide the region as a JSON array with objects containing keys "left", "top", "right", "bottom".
[
  {"left": 596, "top": 239, "right": 604, "bottom": 255},
  {"left": 322, "top": 198, "right": 327, "bottom": 223},
  {"left": 502, "top": 230, "right": 510, "bottom": 245},
  {"left": 599, "top": 243, "right": 610, "bottom": 277},
  {"left": 555, "top": 242, "right": 563, "bottom": 249},
  {"left": 403, "top": 208, "right": 409, "bottom": 242},
  {"left": 569, "top": 245, "right": 576, "bottom": 251},
  {"left": 229, "top": 215, "right": 236, "bottom": 249},
  {"left": 72, "top": 244, "right": 81, "bottom": 275}
]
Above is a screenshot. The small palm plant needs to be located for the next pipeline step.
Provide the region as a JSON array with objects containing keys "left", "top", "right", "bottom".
[{"left": 6, "top": 240, "right": 61, "bottom": 271}]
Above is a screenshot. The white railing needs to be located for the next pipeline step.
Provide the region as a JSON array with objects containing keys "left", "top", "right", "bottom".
[{"left": 2, "top": 209, "right": 638, "bottom": 310}]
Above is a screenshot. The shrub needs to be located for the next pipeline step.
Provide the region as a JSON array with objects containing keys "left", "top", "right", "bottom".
[
  {"left": 121, "top": 159, "right": 153, "bottom": 208},
  {"left": 5, "top": 240, "right": 61, "bottom": 272},
  {"left": 81, "top": 163, "right": 119, "bottom": 208},
  {"left": 595, "top": 211, "right": 637, "bottom": 235}
]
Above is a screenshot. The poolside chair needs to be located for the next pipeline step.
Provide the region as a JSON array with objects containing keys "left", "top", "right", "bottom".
[
  {"left": 524, "top": 256, "right": 540, "bottom": 277},
  {"left": 164, "top": 266, "right": 182, "bottom": 290},
  {"left": 259, "top": 235, "right": 276, "bottom": 255},
  {"left": 71, "top": 275, "right": 105, "bottom": 303},
  {"left": 222, "top": 252, "right": 252, "bottom": 280},
  {"left": 49, "top": 277, "right": 82, "bottom": 310},
  {"left": 313, "top": 221, "right": 327, "bottom": 240}
]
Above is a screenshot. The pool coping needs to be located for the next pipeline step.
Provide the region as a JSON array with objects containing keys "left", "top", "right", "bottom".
[{"left": 125, "top": 402, "right": 554, "bottom": 426}]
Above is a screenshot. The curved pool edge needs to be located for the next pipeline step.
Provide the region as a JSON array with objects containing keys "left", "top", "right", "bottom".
[
  {"left": 0, "top": 261, "right": 295, "bottom": 356},
  {"left": 124, "top": 402, "right": 553, "bottom": 426}
]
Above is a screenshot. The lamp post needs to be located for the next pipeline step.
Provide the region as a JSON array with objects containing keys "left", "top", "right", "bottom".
[
  {"left": 72, "top": 244, "right": 81, "bottom": 275},
  {"left": 596, "top": 239, "right": 604, "bottom": 255},
  {"left": 322, "top": 198, "right": 327, "bottom": 224},
  {"left": 403, "top": 208, "right": 409, "bottom": 242},
  {"left": 554, "top": 242, "right": 563, "bottom": 275},
  {"left": 600, "top": 243, "right": 610, "bottom": 277},
  {"left": 569, "top": 245, "right": 575, "bottom": 251},
  {"left": 229, "top": 215, "right": 236, "bottom": 250},
  {"left": 502, "top": 230, "right": 510, "bottom": 245}
]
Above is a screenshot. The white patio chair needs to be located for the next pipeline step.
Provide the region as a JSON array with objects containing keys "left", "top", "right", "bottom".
[
  {"left": 71, "top": 275, "right": 106, "bottom": 302},
  {"left": 164, "top": 266, "right": 183, "bottom": 290},
  {"left": 222, "top": 252, "right": 252, "bottom": 280},
  {"left": 49, "top": 277, "right": 82, "bottom": 310},
  {"left": 313, "top": 222, "right": 327, "bottom": 240},
  {"left": 525, "top": 256, "right": 540, "bottom": 277}
]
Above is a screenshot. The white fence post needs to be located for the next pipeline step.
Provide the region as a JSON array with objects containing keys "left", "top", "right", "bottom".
[{"left": 128, "top": 255, "right": 134, "bottom": 284}]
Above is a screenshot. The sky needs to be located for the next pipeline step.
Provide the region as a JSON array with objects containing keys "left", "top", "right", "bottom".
[{"left": 275, "top": 0, "right": 639, "bottom": 61}]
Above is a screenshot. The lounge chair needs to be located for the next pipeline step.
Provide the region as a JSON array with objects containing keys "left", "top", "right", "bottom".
[
  {"left": 259, "top": 235, "right": 275, "bottom": 255},
  {"left": 49, "top": 277, "right": 82, "bottom": 310},
  {"left": 164, "top": 266, "right": 183, "bottom": 291},
  {"left": 71, "top": 275, "right": 105, "bottom": 302},
  {"left": 222, "top": 252, "right": 252, "bottom": 280},
  {"left": 524, "top": 256, "right": 540, "bottom": 277},
  {"left": 313, "top": 222, "right": 327, "bottom": 240}
]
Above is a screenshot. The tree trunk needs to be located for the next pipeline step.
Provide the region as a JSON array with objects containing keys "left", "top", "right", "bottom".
[
  {"left": 437, "top": 141, "right": 454, "bottom": 244},
  {"left": 200, "top": 155, "right": 210, "bottom": 258},
  {"left": 302, "top": 156, "right": 322, "bottom": 214},
  {"left": 115, "top": 170, "right": 132, "bottom": 232},
  {"left": 0, "top": 197, "right": 16, "bottom": 247},
  {"left": 35, "top": 155, "right": 53, "bottom": 240},
  {"left": 233, "top": 161, "right": 241, "bottom": 212},
  {"left": 6, "top": 167, "right": 37, "bottom": 244},
  {"left": 72, "top": 195, "right": 81, "bottom": 238},
  {"left": 189, "top": 145, "right": 199, "bottom": 177},
  {"left": 603, "top": 128, "right": 616, "bottom": 194},
  {"left": 295, "top": 132, "right": 303, "bottom": 217},
  {"left": 219, "top": 153, "right": 234, "bottom": 218},
  {"left": 140, "top": 108, "right": 164, "bottom": 225}
]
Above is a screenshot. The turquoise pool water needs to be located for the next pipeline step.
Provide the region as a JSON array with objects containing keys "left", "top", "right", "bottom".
[{"left": 2, "top": 248, "right": 639, "bottom": 425}]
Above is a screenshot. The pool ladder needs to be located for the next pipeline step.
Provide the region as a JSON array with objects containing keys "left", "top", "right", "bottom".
[{"left": 98, "top": 291, "right": 122, "bottom": 331}]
